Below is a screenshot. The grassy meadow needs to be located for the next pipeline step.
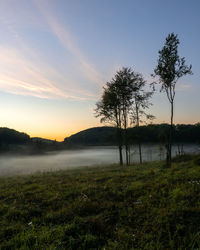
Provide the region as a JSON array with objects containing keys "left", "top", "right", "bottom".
[{"left": 1, "top": 155, "right": 200, "bottom": 249}]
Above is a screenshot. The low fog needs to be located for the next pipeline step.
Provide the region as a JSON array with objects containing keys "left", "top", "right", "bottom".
[
  {"left": 0, "top": 147, "right": 119, "bottom": 176},
  {"left": 0, "top": 145, "right": 199, "bottom": 176}
]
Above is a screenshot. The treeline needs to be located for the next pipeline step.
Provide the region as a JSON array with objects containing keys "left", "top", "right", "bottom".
[
  {"left": 64, "top": 124, "right": 200, "bottom": 146},
  {"left": 128, "top": 123, "right": 200, "bottom": 144},
  {"left": 0, "top": 124, "right": 199, "bottom": 154},
  {"left": 0, "top": 127, "right": 66, "bottom": 154}
]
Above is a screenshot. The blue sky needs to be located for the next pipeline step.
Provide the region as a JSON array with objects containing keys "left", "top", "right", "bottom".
[{"left": 0, "top": 0, "right": 199, "bottom": 140}]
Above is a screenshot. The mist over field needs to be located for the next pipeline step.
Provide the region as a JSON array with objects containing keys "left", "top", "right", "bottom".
[
  {"left": 0, "top": 147, "right": 118, "bottom": 176},
  {"left": 0, "top": 144, "right": 199, "bottom": 176}
]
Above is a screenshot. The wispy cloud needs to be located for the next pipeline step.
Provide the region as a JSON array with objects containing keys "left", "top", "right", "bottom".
[
  {"left": 34, "top": 0, "right": 104, "bottom": 87},
  {"left": 0, "top": 2, "right": 100, "bottom": 100},
  {"left": 0, "top": 46, "right": 96, "bottom": 100}
]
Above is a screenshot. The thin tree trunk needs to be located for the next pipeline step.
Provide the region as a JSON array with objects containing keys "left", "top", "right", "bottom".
[
  {"left": 119, "top": 145, "right": 123, "bottom": 166},
  {"left": 128, "top": 145, "right": 131, "bottom": 165},
  {"left": 117, "top": 127, "right": 123, "bottom": 165},
  {"left": 136, "top": 104, "right": 142, "bottom": 164},
  {"left": 138, "top": 141, "right": 142, "bottom": 164},
  {"left": 167, "top": 101, "right": 173, "bottom": 167},
  {"left": 122, "top": 104, "right": 129, "bottom": 166},
  {"left": 169, "top": 101, "right": 174, "bottom": 166},
  {"left": 124, "top": 128, "right": 129, "bottom": 165}
]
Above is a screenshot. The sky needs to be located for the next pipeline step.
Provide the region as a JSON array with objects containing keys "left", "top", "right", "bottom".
[{"left": 0, "top": 0, "right": 199, "bottom": 141}]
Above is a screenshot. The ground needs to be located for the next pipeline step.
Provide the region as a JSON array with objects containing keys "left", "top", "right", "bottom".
[{"left": 1, "top": 154, "right": 200, "bottom": 249}]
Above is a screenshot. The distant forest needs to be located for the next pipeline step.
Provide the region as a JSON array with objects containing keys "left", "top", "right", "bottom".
[
  {"left": 0, "top": 124, "right": 199, "bottom": 154},
  {"left": 0, "top": 128, "right": 64, "bottom": 154},
  {"left": 64, "top": 123, "right": 200, "bottom": 146}
]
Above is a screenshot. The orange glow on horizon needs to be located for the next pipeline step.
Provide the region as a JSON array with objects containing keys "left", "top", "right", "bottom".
[
  {"left": 26, "top": 122, "right": 102, "bottom": 142},
  {"left": 27, "top": 119, "right": 199, "bottom": 142}
]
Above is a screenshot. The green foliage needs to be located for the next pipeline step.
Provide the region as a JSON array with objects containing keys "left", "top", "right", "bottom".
[{"left": 1, "top": 156, "right": 200, "bottom": 248}]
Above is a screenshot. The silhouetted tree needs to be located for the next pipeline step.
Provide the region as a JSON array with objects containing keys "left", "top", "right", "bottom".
[
  {"left": 130, "top": 72, "right": 154, "bottom": 163},
  {"left": 153, "top": 33, "right": 192, "bottom": 167},
  {"left": 95, "top": 82, "right": 124, "bottom": 165},
  {"left": 95, "top": 67, "right": 136, "bottom": 165},
  {"left": 113, "top": 68, "right": 137, "bottom": 165}
]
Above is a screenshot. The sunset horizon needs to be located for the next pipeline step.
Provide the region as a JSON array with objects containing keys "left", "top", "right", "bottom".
[{"left": 0, "top": 0, "right": 199, "bottom": 141}]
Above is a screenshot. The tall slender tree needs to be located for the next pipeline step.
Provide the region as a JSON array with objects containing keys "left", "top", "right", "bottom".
[
  {"left": 130, "top": 73, "right": 154, "bottom": 164},
  {"left": 153, "top": 33, "right": 192, "bottom": 167}
]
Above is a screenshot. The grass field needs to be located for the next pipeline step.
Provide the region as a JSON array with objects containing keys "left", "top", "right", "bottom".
[{"left": 1, "top": 154, "right": 200, "bottom": 249}]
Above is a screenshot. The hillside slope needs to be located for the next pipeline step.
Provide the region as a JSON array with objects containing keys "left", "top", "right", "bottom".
[
  {"left": 64, "top": 124, "right": 200, "bottom": 146},
  {"left": 64, "top": 126, "right": 117, "bottom": 145}
]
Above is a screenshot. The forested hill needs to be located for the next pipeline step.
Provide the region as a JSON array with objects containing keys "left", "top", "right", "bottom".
[
  {"left": 0, "top": 124, "right": 199, "bottom": 148},
  {"left": 0, "top": 128, "right": 56, "bottom": 146},
  {"left": 64, "top": 124, "right": 200, "bottom": 146},
  {"left": 0, "top": 128, "right": 64, "bottom": 153},
  {"left": 64, "top": 127, "right": 117, "bottom": 146},
  {"left": 0, "top": 127, "right": 30, "bottom": 145}
]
